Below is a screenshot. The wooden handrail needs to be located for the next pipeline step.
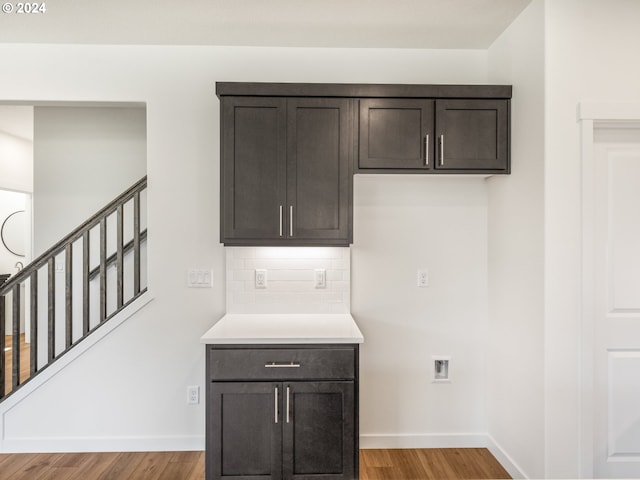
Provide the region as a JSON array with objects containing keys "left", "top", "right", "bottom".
[
  {"left": 0, "top": 176, "right": 148, "bottom": 401},
  {"left": 0, "top": 176, "right": 147, "bottom": 297}
]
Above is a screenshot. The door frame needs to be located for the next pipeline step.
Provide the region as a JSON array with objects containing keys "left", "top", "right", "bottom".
[{"left": 578, "top": 102, "right": 640, "bottom": 478}]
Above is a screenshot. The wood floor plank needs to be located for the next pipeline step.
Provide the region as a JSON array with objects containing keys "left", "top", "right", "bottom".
[
  {"left": 0, "top": 453, "right": 38, "bottom": 480},
  {"left": 66, "top": 452, "right": 120, "bottom": 480},
  {"left": 51, "top": 452, "right": 92, "bottom": 469},
  {"left": 125, "top": 452, "right": 170, "bottom": 480},
  {"left": 4, "top": 453, "right": 64, "bottom": 480},
  {"left": 95, "top": 452, "right": 145, "bottom": 480},
  {"left": 37, "top": 466, "right": 78, "bottom": 480},
  {"left": 360, "top": 448, "right": 394, "bottom": 467},
  {"left": 415, "top": 449, "right": 459, "bottom": 480},
  {"left": 184, "top": 452, "right": 205, "bottom": 480},
  {"left": 0, "top": 448, "right": 510, "bottom": 480}
]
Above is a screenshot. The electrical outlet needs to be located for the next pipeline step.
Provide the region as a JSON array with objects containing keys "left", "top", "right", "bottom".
[
  {"left": 255, "top": 269, "right": 267, "bottom": 289},
  {"left": 314, "top": 268, "right": 326, "bottom": 289},
  {"left": 417, "top": 269, "right": 429, "bottom": 287},
  {"left": 187, "top": 385, "right": 200, "bottom": 405}
]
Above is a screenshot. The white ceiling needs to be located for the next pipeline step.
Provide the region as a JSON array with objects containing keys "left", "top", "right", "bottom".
[
  {"left": 0, "top": 0, "right": 531, "bottom": 49},
  {"left": 0, "top": 0, "right": 531, "bottom": 139}
]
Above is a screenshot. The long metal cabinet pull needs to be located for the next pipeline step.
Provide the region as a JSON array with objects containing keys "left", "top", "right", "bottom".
[
  {"left": 274, "top": 386, "right": 279, "bottom": 423},
  {"left": 286, "top": 386, "right": 290, "bottom": 423},
  {"left": 265, "top": 362, "right": 301, "bottom": 368},
  {"left": 425, "top": 134, "right": 429, "bottom": 166},
  {"left": 279, "top": 206, "right": 283, "bottom": 237},
  {"left": 440, "top": 134, "right": 445, "bottom": 166},
  {"left": 289, "top": 206, "right": 294, "bottom": 237}
]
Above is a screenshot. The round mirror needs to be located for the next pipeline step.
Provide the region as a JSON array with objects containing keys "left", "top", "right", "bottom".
[{"left": 1, "top": 210, "right": 26, "bottom": 257}]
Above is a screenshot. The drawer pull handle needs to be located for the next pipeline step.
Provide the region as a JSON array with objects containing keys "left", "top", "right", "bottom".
[
  {"left": 289, "top": 205, "right": 294, "bottom": 237},
  {"left": 274, "top": 386, "right": 278, "bottom": 424},
  {"left": 265, "top": 362, "right": 301, "bottom": 368},
  {"left": 425, "top": 134, "right": 429, "bottom": 166},
  {"left": 286, "top": 386, "right": 291, "bottom": 423}
]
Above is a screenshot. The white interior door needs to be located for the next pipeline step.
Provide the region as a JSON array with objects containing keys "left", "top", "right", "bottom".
[{"left": 593, "top": 126, "right": 640, "bottom": 478}]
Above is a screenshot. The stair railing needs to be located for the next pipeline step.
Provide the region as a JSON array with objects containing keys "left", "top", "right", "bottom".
[{"left": 0, "top": 176, "right": 147, "bottom": 400}]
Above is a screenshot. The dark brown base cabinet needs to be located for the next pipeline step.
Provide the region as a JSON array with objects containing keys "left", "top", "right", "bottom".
[{"left": 206, "top": 345, "right": 359, "bottom": 480}]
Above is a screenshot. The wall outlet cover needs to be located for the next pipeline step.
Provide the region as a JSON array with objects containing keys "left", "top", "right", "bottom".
[
  {"left": 187, "top": 385, "right": 200, "bottom": 405},
  {"left": 417, "top": 269, "right": 429, "bottom": 287},
  {"left": 187, "top": 268, "right": 213, "bottom": 288},
  {"left": 314, "top": 268, "right": 326, "bottom": 289},
  {"left": 255, "top": 269, "right": 267, "bottom": 289}
]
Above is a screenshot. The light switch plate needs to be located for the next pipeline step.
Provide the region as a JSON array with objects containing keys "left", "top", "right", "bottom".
[{"left": 187, "top": 269, "right": 213, "bottom": 288}]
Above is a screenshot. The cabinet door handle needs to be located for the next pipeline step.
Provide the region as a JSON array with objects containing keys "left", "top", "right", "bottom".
[
  {"left": 440, "top": 134, "right": 445, "bottom": 166},
  {"left": 274, "top": 386, "right": 279, "bottom": 424},
  {"left": 264, "top": 362, "right": 301, "bottom": 368},
  {"left": 279, "top": 205, "right": 284, "bottom": 237},
  {"left": 286, "top": 386, "right": 290, "bottom": 424},
  {"left": 425, "top": 134, "right": 429, "bottom": 166},
  {"left": 289, "top": 205, "right": 294, "bottom": 237}
]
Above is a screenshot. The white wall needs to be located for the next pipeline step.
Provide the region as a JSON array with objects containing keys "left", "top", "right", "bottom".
[
  {"left": 0, "top": 45, "right": 489, "bottom": 451},
  {"left": 352, "top": 176, "right": 490, "bottom": 446},
  {"left": 0, "top": 106, "right": 33, "bottom": 193},
  {"left": 33, "top": 106, "right": 146, "bottom": 255},
  {"left": 486, "top": 1, "right": 545, "bottom": 478},
  {"left": 0, "top": 191, "right": 29, "bottom": 275},
  {"left": 544, "top": 0, "right": 640, "bottom": 476}
]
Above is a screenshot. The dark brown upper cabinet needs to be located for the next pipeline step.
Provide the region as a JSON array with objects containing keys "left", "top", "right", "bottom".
[
  {"left": 220, "top": 95, "right": 352, "bottom": 246},
  {"left": 359, "top": 99, "right": 435, "bottom": 170},
  {"left": 217, "top": 83, "right": 511, "bottom": 245},
  {"left": 358, "top": 97, "right": 510, "bottom": 174},
  {"left": 434, "top": 99, "right": 509, "bottom": 172}
]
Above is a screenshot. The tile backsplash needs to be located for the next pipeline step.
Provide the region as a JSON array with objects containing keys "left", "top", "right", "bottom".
[{"left": 226, "top": 247, "right": 350, "bottom": 314}]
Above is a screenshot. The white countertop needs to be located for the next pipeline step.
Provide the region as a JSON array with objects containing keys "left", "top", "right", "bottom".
[{"left": 200, "top": 313, "right": 364, "bottom": 344}]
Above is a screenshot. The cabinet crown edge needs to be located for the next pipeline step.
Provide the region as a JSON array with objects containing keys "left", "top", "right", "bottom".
[{"left": 216, "top": 82, "right": 512, "bottom": 99}]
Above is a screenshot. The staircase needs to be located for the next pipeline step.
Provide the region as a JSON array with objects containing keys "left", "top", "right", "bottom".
[{"left": 0, "top": 177, "right": 147, "bottom": 401}]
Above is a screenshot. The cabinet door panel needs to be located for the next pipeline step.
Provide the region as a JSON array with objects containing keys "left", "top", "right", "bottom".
[
  {"left": 287, "top": 98, "right": 352, "bottom": 242},
  {"left": 359, "top": 99, "right": 434, "bottom": 169},
  {"left": 208, "top": 382, "right": 282, "bottom": 480},
  {"left": 222, "top": 97, "right": 286, "bottom": 242},
  {"left": 435, "top": 99, "right": 509, "bottom": 171},
  {"left": 283, "top": 382, "right": 355, "bottom": 480}
]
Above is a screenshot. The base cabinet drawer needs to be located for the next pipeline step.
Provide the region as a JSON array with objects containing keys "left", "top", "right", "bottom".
[
  {"left": 205, "top": 345, "right": 359, "bottom": 480},
  {"left": 208, "top": 347, "right": 355, "bottom": 381}
]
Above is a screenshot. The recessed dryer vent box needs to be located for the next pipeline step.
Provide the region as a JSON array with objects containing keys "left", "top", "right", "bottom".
[{"left": 432, "top": 355, "right": 451, "bottom": 383}]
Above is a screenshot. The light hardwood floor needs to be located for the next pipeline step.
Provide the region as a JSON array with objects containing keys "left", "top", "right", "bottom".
[
  {"left": 2, "top": 334, "right": 31, "bottom": 397},
  {"left": 0, "top": 448, "right": 510, "bottom": 480}
]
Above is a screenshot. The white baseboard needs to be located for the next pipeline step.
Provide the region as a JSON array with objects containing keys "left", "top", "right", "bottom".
[
  {"left": 359, "top": 433, "right": 488, "bottom": 449},
  {"left": 0, "top": 435, "right": 204, "bottom": 453},
  {"left": 360, "top": 433, "right": 526, "bottom": 479},
  {"left": 485, "top": 435, "right": 527, "bottom": 479}
]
